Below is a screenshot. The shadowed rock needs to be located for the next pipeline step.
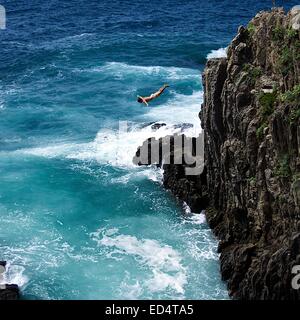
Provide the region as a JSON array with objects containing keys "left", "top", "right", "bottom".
[{"left": 0, "top": 284, "right": 19, "bottom": 300}]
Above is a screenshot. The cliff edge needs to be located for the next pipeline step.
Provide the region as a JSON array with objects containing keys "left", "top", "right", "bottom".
[{"left": 201, "top": 7, "right": 300, "bottom": 299}]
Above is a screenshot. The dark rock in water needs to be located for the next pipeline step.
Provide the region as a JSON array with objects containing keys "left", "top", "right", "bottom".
[
  {"left": 163, "top": 164, "right": 209, "bottom": 213},
  {"left": 151, "top": 123, "right": 166, "bottom": 130},
  {"left": 0, "top": 261, "right": 6, "bottom": 267},
  {"left": 133, "top": 133, "right": 207, "bottom": 211},
  {"left": 133, "top": 135, "right": 175, "bottom": 167},
  {"left": 0, "top": 261, "right": 20, "bottom": 300},
  {"left": 133, "top": 133, "right": 204, "bottom": 168},
  {"left": 173, "top": 123, "right": 194, "bottom": 132},
  {"left": 140, "top": 122, "right": 156, "bottom": 129},
  {"left": 0, "top": 284, "right": 20, "bottom": 300}
]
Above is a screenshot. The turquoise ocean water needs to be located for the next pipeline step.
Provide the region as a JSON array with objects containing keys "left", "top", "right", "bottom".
[{"left": 0, "top": 0, "right": 296, "bottom": 300}]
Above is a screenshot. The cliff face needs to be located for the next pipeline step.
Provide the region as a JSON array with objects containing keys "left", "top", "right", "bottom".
[
  {"left": 201, "top": 8, "right": 300, "bottom": 299},
  {"left": 134, "top": 7, "right": 300, "bottom": 300}
]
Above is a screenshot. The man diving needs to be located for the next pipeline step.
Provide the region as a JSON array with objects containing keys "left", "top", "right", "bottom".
[{"left": 137, "top": 84, "right": 169, "bottom": 106}]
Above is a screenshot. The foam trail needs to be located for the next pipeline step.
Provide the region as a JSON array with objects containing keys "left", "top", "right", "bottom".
[
  {"left": 183, "top": 202, "right": 192, "bottom": 215},
  {"left": 184, "top": 212, "right": 207, "bottom": 225},
  {"left": 86, "top": 62, "right": 200, "bottom": 80},
  {"left": 91, "top": 228, "right": 187, "bottom": 297},
  {"left": 207, "top": 47, "right": 227, "bottom": 59}
]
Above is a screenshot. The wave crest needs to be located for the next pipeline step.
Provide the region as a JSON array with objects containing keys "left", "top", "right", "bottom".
[{"left": 207, "top": 47, "right": 227, "bottom": 59}]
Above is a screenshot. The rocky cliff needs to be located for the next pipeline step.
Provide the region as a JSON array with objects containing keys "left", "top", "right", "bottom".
[
  {"left": 201, "top": 7, "right": 300, "bottom": 300},
  {"left": 135, "top": 7, "right": 300, "bottom": 300}
]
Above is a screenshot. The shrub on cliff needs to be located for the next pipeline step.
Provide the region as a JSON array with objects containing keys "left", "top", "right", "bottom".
[
  {"left": 272, "top": 25, "right": 285, "bottom": 42},
  {"left": 280, "top": 84, "right": 300, "bottom": 104},
  {"left": 247, "top": 22, "right": 256, "bottom": 36},
  {"left": 259, "top": 92, "right": 277, "bottom": 117}
]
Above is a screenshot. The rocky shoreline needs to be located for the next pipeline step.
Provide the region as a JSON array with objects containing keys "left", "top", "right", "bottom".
[{"left": 135, "top": 7, "right": 300, "bottom": 300}]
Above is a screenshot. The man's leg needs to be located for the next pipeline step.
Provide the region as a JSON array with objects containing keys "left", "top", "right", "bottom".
[
  {"left": 153, "top": 84, "right": 169, "bottom": 99},
  {"left": 160, "top": 84, "right": 169, "bottom": 92}
]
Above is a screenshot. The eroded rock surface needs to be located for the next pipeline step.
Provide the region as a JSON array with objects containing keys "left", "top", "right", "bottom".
[{"left": 201, "top": 8, "right": 300, "bottom": 300}]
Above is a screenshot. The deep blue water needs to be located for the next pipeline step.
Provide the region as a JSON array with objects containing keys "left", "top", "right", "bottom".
[{"left": 0, "top": 0, "right": 297, "bottom": 300}]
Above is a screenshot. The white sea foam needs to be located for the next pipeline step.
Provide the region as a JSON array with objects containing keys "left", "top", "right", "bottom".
[
  {"left": 110, "top": 168, "right": 163, "bottom": 185},
  {"left": 187, "top": 213, "right": 206, "bottom": 225},
  {"left": 183, "top": 202, "right": 192, "bottom": 215},
  {"left": 145, "top": 269, "right": 186, "bottom": 295},
  {"left": 91, "top": 228, "right": 187, "bottom": 297},
  {"left": 19, "top": 124, "right": 175, "bottom": 165},
  {"left": 142, "top": 91, "right": 203, "bottom": 134},
  {"left": 88, "top": 62, "right": 199, "bottom": 81},
  {"left": 0, "top": 263, "right": 28, "bottom": 288},
  {"left": 20, "top": 124, "right": 188, "bottom": 169},
  {"left": 118, "top": 274, "right": 144, "bottom": 299},
  {"left": 187, "top": 233, "right": 219, "bottom": 261},
  {"left": 207, "top": 47, "right": 227, "bottom": 59},
  {"left": 182, "top": 203, "right": 206, "bottom": 224}
]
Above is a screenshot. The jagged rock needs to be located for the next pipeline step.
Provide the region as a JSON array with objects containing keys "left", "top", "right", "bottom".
[
  {"left": 291, "top": 5, "right": 300, "bottom": 30},
  {"left": 133, "top": 134, "right": 207, "bottom": 211},
  {"left": 134, "top": 134, "right": 202, "bottom": 167},
  {"left": 200, "top": 8, "right": 300, "bottom": 300},
  {"left": 0, "top": 284, "right": 20, "bottom": 300},
  {"left": 163, "top": 165, "right": 209, "bottom": 213},
  {"left": 0, "top": 261, "right": 6, "bottom": 267},
  {"left": 173, "top": 123, "right": 194, "bottom": 132}
]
